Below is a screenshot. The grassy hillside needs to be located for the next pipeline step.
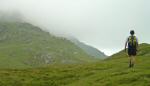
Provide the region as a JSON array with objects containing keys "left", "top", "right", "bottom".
[
  {"left": 69, "top": 37, "right": 106, "bottom": 59},
  {"left": 0, "top": 22, "right": 97, "bottom": 69},
  {"left": 0, "top": 43, "right": 149, "bottom": 86}
]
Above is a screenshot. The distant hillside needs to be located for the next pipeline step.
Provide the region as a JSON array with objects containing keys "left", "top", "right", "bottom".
[
  {"left": 109, "top": 43, "right": 150, "bottom": 59},
  {"left": 0, "top": 21, "right": 97, "bottom": 69},
  {"left": 68, "top": 37, "right": 107, "bottom": 59}
]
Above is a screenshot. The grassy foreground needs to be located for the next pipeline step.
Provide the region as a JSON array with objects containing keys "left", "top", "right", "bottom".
[{"left": 0, "top": 55, "right": 150, "bottom": 86}]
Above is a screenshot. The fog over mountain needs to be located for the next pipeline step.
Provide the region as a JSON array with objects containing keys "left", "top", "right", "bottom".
[{"left": 0, "top": 0, "right": 150, "bottom": 55}]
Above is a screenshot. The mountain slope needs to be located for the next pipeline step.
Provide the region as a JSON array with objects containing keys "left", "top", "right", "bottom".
[
  {"left": 69, "top": 37, "right": 107, "bottom": 59},
  {"left": 0, "top": 43, "right": 149, "bottom": 86},
  {"left": 0, "top": 21, "right": 97, "bottom": 68},
  {"left": 110, "top": 43, "right": 150, "bottom": 59}
]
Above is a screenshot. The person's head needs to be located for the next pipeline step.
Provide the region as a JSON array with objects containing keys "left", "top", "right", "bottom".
[{"left": 130, "top": 30, "right": 135, "bottom": 35}]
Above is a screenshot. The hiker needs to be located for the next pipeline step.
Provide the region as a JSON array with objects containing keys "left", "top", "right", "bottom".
[{"left": 125, "top": 30, "right": 139, "bottom": 68}]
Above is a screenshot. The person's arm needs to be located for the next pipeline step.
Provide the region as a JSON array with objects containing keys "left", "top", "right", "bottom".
[
  {"left": 136, "top": 37, "right": 139, "bottom": 51},
  {"left": 125, "top": 38, "right": 128, "bottom": 52}
]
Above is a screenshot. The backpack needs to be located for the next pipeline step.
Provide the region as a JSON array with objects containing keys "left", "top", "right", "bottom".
[{"left": 128, "top": 36, "right": 137, "bottom": 48}]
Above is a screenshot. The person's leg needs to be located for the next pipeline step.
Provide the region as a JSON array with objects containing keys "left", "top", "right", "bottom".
[
  {"left": 131, "top": 48, "right": 136, "bottom": 67},
  {"left": 132, "top": 56, "right": 136, "bottom": 67},
  {"left": 129, "top": 56, "right": 135, "bottom": 68},
  {"left": 131, "top": 56, "right": 135, "bottom": 67},
  {"left": 129, "top": 56, "right": 132, "bottom": 68}
]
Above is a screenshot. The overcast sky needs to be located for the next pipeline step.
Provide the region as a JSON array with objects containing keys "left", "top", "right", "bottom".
[{"left": 0, "top": 0, "right": 150, "bottom": 55}]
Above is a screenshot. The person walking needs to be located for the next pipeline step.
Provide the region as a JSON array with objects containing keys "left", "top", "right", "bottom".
[{"left": 125, "top": 30, "right": 139, "bottom": 68}]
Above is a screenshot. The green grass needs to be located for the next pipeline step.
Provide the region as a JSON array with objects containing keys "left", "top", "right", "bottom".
[
  {"left": 0, "top": 55, "right": 150, "bottom": 86},
  {"left": 0, "top": 43, "right": 149, "bottom": 86}
]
